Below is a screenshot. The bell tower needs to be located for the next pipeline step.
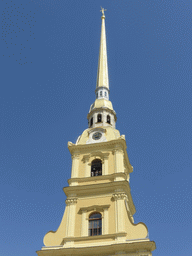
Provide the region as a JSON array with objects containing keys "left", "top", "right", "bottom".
[{"left": 37, "top": 8, "right": 156, "bottom": 256}]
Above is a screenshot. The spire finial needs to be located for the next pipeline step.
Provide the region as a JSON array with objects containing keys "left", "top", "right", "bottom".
[{"left": 100, "top": 7, "right": 107, "bottom": 18}]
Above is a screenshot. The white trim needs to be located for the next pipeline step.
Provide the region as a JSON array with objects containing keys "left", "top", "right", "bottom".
[
  {"left": 103, "top": 207, "right": 108, "bottom": 234},
  {"left": 86, "top": 129, "right": 107, "bottom": 144}
]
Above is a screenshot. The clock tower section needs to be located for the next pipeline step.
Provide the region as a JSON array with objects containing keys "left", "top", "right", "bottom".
[{"left": 37, "top": 9, "right": 156, "bottom": 256}]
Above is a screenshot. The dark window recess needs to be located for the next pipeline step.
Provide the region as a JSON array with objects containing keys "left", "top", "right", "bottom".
[
  {"left": 105, "top": 91, "right": 107, "bottom": 97},
  {"left": 89, "top": 212, "right": 102, "bottom": 236},
  {"left": 91, "top": 159, "right": 102, "bottom": 176},
  {"left": 107, "top": 115, "right": 111, "bottom": 124},
  {"left": 90, "top": 117, "right": 93, "bottom": 127},
  {"left": 100, "top": 91, "right": 102, "bottom": 96},
  {"left": 97, "top": 114, "right": 102, "bottom": 123}
]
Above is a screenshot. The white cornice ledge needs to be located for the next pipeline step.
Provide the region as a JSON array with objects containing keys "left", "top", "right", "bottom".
[
  {"left": 38, "top": 240, "right": 156, "bottom": 255},
  {"left": 68, "top": 173, "right": 127, "bottom": 185},
  {"left": 63, "top": 232, "right": 127, "bottom": 243}
]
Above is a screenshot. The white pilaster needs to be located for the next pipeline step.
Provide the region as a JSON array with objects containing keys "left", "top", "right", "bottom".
[
  {"left": 65, "top": 204, "right": 70, "bottom": 237},
  {"left": 71, "top": 154, "right": 80, "bottom": 178},
  {"left": 83, "top": 156, "right": 90, "bottom": 177},
  {"left": 112, "top": 193, "right": 127, "bottom": 233},
  {"left": 113, "top": 148, "right": 124, "bottom": 174},
  {"left": 103, "top": 155, "right": 109, "bottom": 175},
  {"left": 103, "top": 207, "right": 109, "bottom": 234},
  {"left": 65, "top": 198, "right": 77, "bottom": 237},
  {"left": 81, "top": 210, "right": 88, "bottom": 236}
]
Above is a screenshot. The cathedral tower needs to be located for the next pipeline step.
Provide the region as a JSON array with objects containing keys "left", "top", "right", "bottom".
[{"left": 37, "top": 8, "right": 156, "bottom": 256}]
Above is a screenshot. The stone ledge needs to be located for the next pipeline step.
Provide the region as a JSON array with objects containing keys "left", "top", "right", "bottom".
[{"left": 38, "top": 240, "right": 156, "bottom": 256}]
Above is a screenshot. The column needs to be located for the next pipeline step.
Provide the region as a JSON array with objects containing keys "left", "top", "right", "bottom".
[
  {"left": 83, "top": 156, "right": 90, "bottom": 177},
  {"left": 113, "top": 148, "right": 124, "bottom": 174},
  {"left": 65, "top": 204, "right": 70, "bottom": 237},
  {"left": 112, "top": 193, "right": 127, "bottom": 233},
  {"left": 71, "top": 154, "right": 80, "bottom": 178},
  {"left": 81, "top": 210, "right": 88, "bottom": 236},
  {"left": 103, "top": 154, "right": 109, "bottom": 175},
  {"left": 65, "top": 198, "right": 77, "bottom": 237},
  {"left": 103, "top": 207, "right": 109, "bottom": 234}
]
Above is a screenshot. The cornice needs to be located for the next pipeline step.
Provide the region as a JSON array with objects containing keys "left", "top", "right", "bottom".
[
  {"left": 68, "top": 136, "right": 126, "bottom": 151},
  {"left": 63, "top": 232, "right": 126, "bottom": 243},
  {"left": 68, "top": 173, "right": 127, "bottom": 185},
  {"left": 64, "top": 180, "right": 130, "bottom": 196},
  {"left": 37, "top": 240, "right": 156, "bottom": 256}
]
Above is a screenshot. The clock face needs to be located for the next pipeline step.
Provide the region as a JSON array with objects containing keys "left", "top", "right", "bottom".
[{"left": 92, "top": 132, "right": 102, "bottom": 140}]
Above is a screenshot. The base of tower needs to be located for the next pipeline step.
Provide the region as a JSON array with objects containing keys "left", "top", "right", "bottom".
[{"left": 36, "top": 240, "right": 156, "bottom": 256}]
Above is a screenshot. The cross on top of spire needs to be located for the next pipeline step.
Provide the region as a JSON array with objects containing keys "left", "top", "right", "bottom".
[{"left": 100, "top": 7, "right": 107, "bottom": 18}]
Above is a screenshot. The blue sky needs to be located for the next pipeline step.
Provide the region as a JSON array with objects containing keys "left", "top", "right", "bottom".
[{"left": 0, "top": 0, "right": 192, "bottom": 255}]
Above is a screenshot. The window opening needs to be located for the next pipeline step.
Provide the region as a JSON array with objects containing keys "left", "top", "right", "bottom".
[
  {"left": 97, "top": 114, "right": 102, "bottom": 123},
  {"left": 91, "top": 159, "right": 102, "bottom": 176},
  {"left": 89, "top": 212, "right": 102, "bottom": 236},
  {"left": 100, "top": 91, "right": 102, "bottom": 96},
  {"left": 90, "top": 117, "right": 93, "bottom": 127},
  {"left": 107, "top": 115, "right": 111, "bottom": 124},
  {"left": 105, "top": 91, "right": 107, "bottom": 97}
]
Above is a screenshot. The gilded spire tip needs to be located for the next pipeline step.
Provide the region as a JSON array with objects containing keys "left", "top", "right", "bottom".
[{"left": 100, "top": 7, "right": 107, "bottom": 18}]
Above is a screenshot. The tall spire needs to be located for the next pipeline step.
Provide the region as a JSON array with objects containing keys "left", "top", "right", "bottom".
[
  {"left": 88, "top": 7, "right": 116, "bottom": 129},
  {"left": 96, "top": 7, "right": 109, "bottom": 91}
]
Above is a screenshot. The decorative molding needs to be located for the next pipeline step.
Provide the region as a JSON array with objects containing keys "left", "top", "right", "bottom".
[
  {"left": 119, "top": 135, "right": 125, "bottom": 140},
  {"left": 112, "top": 147, "right": 123, "bottom": 155},
  {"left": 63, "top": 232, "right": 126, "bottom": 243},
  {"left": 65, "top": 198, "right": 78, "bottom": 205},
  {"left": 82, "top": 152, "right": 109, "bottom": 165},
  {"left": 40, "top": 240, "right": 156, "bottom": 255},
  {"left": 112, "top": 193, "right": 128, "bottom": 201},
  {"left": 103, "top": 152, "right": 110, "bottom": 159},
  {"left": 78, "top": 204, "right": 110, "bottom": 213},
  {"left": 67, "top": 141, "right": 74, "bottom": 147},
  {"left": 68, "top": 172, "right": 127, "bottom": 185},
  {"left": 88, "top": 127, "right": 106, "bottom": 135},
  {"left": 82, "top": 154, "right": 90, "bottom": 162},
  {"left": 71, "top": 154, "right": 80, "bottom": 160},
  {"left": 90, "top": 151, "right": 105, "bottom": 158}
]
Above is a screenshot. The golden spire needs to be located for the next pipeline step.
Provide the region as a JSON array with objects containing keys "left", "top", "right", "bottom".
[{"left": 96, "top": 7, "right": 109, "bottom": 90}]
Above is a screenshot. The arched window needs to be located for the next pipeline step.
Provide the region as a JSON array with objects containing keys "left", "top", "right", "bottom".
[
  {"left": 97, "top": 114, "right": 102, "bottom": 123},
  {"left": 100, "top": 91, "right": 102, "bottom": 96},
  {"left": 91, "top": 159, "right": 102, "bottom": 176},
  {"left": 90, "top": 117, "right": 93, "bottom": 127},
  {"left": 89, "top": 212, "right": 102, "bottom": 236},
  {"left": 107, "top": 115, "right": 111, "bottom": 124}
]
